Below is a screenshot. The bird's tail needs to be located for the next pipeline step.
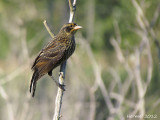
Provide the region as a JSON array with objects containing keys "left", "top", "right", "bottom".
[{"left": 30, "top": 70, "right": 39, "bottom": 97}]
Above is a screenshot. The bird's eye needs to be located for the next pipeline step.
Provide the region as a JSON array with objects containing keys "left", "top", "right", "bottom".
[{"left": 66, "top": 27, "right": 72, "bottom": 33}]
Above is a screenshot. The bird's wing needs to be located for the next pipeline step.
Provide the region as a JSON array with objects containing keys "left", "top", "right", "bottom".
[
  {"left": 31, "top": 37, "right": 58, "bottom": 69},
  {"left": 31, "top": 43, "right": 66, "bottom": 71}
]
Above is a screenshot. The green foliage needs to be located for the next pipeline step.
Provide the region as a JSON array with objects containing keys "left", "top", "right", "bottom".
[{"left": 0, "top": 30, "right": 9, "bottom": 59}]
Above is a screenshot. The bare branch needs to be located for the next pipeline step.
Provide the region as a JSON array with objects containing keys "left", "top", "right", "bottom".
[
  {"left": 133, "top": 49, "right": 145, "bottom": 116},
  {"left": 43, "top": 20, "right": 55, "bottom": 38},
  {"left": 53, "top": 72, "right": 64, "bottom": 120},
  {"left": 113, "top": 20, "right": 121, "bottom": 43},
  {"left": 88, "top": 86, "right": 97, "bottom": 120},
  {"left": 81, "top": 39, "right": 115, "bottom": 114},
  {"left": 69, "top": 0, "right": 77, "bottom": 23},
  {"left": 0, "top": 65, "right": 28, "bottom": 85},
  {"left": 0, "top": 86, "right": 14, "bottom": 120},
  {"left": 53, "top": 0, "right": 77, "bottom": 120}
]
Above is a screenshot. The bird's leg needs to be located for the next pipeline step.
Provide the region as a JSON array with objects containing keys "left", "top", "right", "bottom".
[{"left": 48, "top": 71, "right": 65, "bottom": 91}]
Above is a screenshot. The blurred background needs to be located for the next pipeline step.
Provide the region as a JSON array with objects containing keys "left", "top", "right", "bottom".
[{"left": 0, "top": 0, "right": 160, "bottom": 120}]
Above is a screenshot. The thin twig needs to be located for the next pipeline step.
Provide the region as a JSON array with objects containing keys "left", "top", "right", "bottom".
[
  {"left": 83, "top": 40, "right": 115, "bottom": 114},
  {"left": 88, "top": 82, "right": 98, "bottom": 120},
  {"left": 133, "top": 49, "right": 145, "bottom": 116},
  {"left": 131, "top": 0, "right": 154, "bottom": 116},
  {"left": 69, "top": 0, "right": 77, "bottom": 23},
  {"left": 110, "top": 38, "right": 134, "bottom": 96},
  {"left": 0, "top": 85, "right": 14, "bottom": 120},
  {"left": 110, "top": 37, "right": 134, "bottom": 118},
  {"left": 43, "top": 20, "right": 55, "bottom": 38},
  {"left": 0, "top": 65, "right": 28, "bottom": 85}
]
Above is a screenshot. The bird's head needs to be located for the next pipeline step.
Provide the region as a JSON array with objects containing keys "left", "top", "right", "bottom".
[{"left": 59, "top": 23, "right": 82, "bottom": 36}]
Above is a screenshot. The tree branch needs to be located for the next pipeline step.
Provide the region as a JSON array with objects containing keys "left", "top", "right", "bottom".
[
  {"left": 0, "top": 85, "right": 14, "bottom": 120},
  {"left": 69, "top": 0, "right": 77, "bottom": 23},
  {"left": 53, "top": 0, "right": 77, "bottom": 120},
  {"left": 43, "top": 20, "right": 55, "bottom": 38},
  {"left": 43, "top": 1, "right": 77, "bottom": 119}
]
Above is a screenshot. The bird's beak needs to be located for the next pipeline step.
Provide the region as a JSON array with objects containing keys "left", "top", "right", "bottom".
[{"left": 73, "top": 25, "right": 82, "bottom": 30}]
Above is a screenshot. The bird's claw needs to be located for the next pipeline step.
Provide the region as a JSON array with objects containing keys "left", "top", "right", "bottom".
[
  {"left": 58, "top": 84, "right": 65, "bottom": 91},
  {"left": 59, "top": 72, "right": 64, "bottom": 79}
]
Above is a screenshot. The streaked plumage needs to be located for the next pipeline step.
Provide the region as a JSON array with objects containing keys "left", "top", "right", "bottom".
[{"left": 30, "top": 23, "right": 82, "bottom": 97}]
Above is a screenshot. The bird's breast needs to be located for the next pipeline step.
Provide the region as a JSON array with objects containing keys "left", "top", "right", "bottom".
[{"left": 63, "top": 36, "right": 76, "bottom": 59}]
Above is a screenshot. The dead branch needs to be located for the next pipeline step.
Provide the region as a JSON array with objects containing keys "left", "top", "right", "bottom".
[
  {"left": 79, "top": 38, "right": 115, "bottom": 115},
  {"left": 42, "top": 0, "right": 77, "bottom": 119},
  {"left": 43, "top": 20, "right": 55, "bottom": 38},
  {"left": 53, "top": 0, "right": 77, "bottom": 120},
  {"left": 0, "top": 85, "right": 14, "bottom": 120}
]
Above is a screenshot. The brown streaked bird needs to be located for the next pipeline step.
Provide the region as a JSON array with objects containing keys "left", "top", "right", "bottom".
[{"left": 30, "top": 23, "right": 82, "bottom": 97}]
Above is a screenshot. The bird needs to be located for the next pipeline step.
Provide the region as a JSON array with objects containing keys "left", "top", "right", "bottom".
[{"left": 30, "top": 23, "right": 82, "bottom": 97}]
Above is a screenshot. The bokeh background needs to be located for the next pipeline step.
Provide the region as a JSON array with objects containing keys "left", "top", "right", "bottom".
[{"left": 0, "top": 0, "right": 160, "bottom": 120}]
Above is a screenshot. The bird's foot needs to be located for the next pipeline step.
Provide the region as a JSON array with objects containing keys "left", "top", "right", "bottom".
[
  {"left": 58, "top": 84, "right": 65, "bottom": 91},
  {"left": 59, "top": 72, "right": 64, "bottom": 79}
]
